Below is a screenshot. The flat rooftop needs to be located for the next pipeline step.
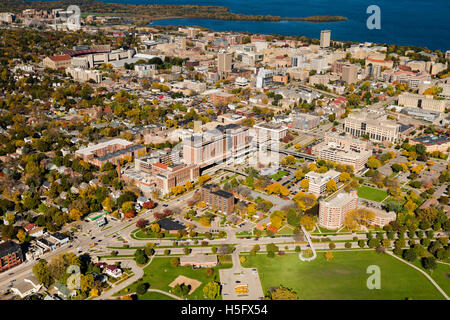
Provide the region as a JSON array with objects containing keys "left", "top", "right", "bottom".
[
  {"left": 76, "top": 138, "right": 134, "bottom": 156},
  {"left": 412, "top": 135, "right": 450, "bottom": 145}
]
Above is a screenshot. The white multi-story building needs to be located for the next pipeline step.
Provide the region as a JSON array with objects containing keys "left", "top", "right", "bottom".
[
  {"left": 312, "top": 133, "right": 372, "bottom": 172},
  {"left": 343, "top": 112, "right": 400, "bottom": 143},
  {"left": 256, "top": 68, "right": 274, "bottom": 89},
  {"left": 253, "top": 122, "right": 288, "bottom": 145},
  {"left": 305, "top": 170, "right": 340, "bottom": 196}
]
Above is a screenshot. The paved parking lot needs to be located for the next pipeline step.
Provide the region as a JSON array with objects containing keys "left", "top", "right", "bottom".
[{"left": 219, "top": 267, "right": 264, "bottom": 300}]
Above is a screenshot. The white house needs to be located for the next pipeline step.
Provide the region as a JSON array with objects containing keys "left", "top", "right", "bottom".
[
  {"left": 105, "top": 265, "right": 122, "bottom": 278},
  {"left": 11, "top": 276, "right": 42, "bottom": 299}
]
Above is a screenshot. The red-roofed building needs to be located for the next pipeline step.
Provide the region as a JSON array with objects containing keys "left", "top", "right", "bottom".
[
  {"left": 105, "top": 265, "right": 122, "bottom": 278},
  {"left": 43, "top": 55, "right": 72, "bottom": 70},
  {"left": 365, "top": 58, "right": 393, "bottom": 69},
  {"left": 267, "top": 225, "right": 278, "bottom": 234}
]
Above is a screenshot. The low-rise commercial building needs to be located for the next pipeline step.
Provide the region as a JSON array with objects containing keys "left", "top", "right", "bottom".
[
  {"left": 410, "top": 135, "right": 450, "bottom": 153},
  {"left": 180, "top": 254, "right": 218, "bottom": 268}
]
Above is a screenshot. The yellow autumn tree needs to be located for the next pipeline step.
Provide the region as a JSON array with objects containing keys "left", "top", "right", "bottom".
[
  {"left": 198, "top": 174, "right": 211, "bottom": 185},
  {"left": 326, "top": 179, "right": 337, "bottom": 193},
  {"left": 199, "top": 217, "right": 211, "bottom": 227},
  {"left": 270, "top": 215, "right": 283, "bottom": 229},
  {"left": 184, "top": 181, "right": 193, "bottom": 191},
  {"left": 299, "top": 214, "right": 315, "bottom": 231},
  {"left": 339, "top": 172, "right": 351, "bottom": 183},
  {"left": 17, "top": 229, "right": 26, "bottom": 243},
  {"left": 300, "top": 179, "right": 309, "bottom": 192},
  {"left": 69, "top": 208, "right": 83, "bottom": 221},
  {"left": 247, "top": 204, "right": 256, "bottom": 218},
  {"left": 102, "top": 197, "right": 113, "bottom": 212},
  {"left": 344, "top": 209, "right": 376, "bottom": 230}
]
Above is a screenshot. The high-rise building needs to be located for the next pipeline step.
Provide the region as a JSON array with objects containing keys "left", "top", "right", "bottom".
[
  {"left": 183, "top": 124, "right": 252, "bottom": 167},
  {"left": 320, "top": 30, "right": 331, "bottom": 48},
  {"left": 318, "top": 191, "right": 358, "bottom": 229},
  {"left": 343, "top": 112, "right": 400, "bottom": 143},
  {"left": 217, "top": 51, "right": 232, "bottom": 79},
  {"left": 253, "top": 122, "right": 288, "bottom": 144},
  {"left": 342, "top": 64, "right": 358, "bottom": 84}
]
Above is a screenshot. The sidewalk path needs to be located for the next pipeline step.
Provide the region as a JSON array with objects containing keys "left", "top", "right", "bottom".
[{"left": 387, "top": 252, "right": 449, "bottom": 300}]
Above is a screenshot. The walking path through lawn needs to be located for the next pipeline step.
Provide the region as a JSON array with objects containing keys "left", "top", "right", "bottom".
[
  {"left": 147, "top": 289, "right": 183, "bottom": 300},
  {"left": 387, "top": 252, "right": 449, "bottom": 300}
]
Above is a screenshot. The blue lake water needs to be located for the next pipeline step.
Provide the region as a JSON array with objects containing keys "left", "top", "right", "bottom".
[{"left": 67, "top": 0, "right": 450, "bottom": 50}]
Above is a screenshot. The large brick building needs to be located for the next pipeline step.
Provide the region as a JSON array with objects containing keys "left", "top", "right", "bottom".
[
  {"left": 75, "top": 138, "right": 146, "bottom": 167},
  {"left": 42, "top": 55, "right": 72, "bottom": 70},
  {"left": 0, "top": 241, "right": 24, "bottom": 273},
  {"left": 183, "top": 124, "right": 251, "bottom": 168},
  {"left": 152, "top": 162, "right": 200, "bottom": 195},
  {"left": 201, "top": 184, "right": 234, "bottom": 215},
  {"left": 318, "top": 191, "right": 358, "bottom": 230}
]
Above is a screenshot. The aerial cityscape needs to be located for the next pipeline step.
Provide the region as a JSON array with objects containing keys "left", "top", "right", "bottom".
[{"left": 0, "top": 0, "right": 449, "bottom": 305}]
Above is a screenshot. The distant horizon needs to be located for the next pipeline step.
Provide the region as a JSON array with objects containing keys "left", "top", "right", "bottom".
[{"left": 29, "top": 0, "right": 450, "bottom": 51}]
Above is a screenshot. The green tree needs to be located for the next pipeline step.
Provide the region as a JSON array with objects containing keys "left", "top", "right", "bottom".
[
  {"left": 32, "top": 259, "right": 52, "bottom": 287},
  {"left": 203, "top": 281, "right": 221, "bottom": 300},
  {"left": 136, "top": 282, "right": 149, "bottom": 295},
  {"left": 134, "top": 249, "right": 148, "bottom": 265},
  {"left": 421, "top": 257, "right": 437, "bottom": 273}
]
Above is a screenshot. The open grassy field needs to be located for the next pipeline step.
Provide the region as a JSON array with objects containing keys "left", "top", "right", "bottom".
[
  {"left": 357, "top": 186, "right": 388, "bottom": 202},
  {"left": 270, "top": 170, "right": 289, "bottom": 181},
  {"left": 412, "top": 260, "right": 450, "bottom": 295},
  {"left": 242, "top": 250, "right": 447, "bottom": 300},
  {"left": 116, "top": 257, "right": 231, "bottom": 300}
]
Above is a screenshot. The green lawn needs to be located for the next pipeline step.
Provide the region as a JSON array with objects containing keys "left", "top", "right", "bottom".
[
  {"left": 270, "top": 170, "right": 289, "bottom": 181},
  {"left": 277, "top": 225, "right": 295, "bottom": 236},
  {"left": 412, "top": 260, "right": 450, "bottom": 296},
  {"left": 357, "top": 186, "right": 388, "bottom": 202},
  {"left": 242, "top": 251, "right": 447, "bottom": 300},
  {"left": 116, "top": 257, "right": 231, "bottom": 300},
  {"left": 143, "top": 291, "right": 176, "bottom": 300}
]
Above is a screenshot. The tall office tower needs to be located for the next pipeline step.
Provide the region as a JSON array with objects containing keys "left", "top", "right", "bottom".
[
  {"left": 342, "top": 64, "right": 358, "bottom": 84},
  {"left": 217, "top": 51, "right": 232, "bottom": 79},
  {"left": 320, "top": 30, "right": 331, "bottom": 48}
]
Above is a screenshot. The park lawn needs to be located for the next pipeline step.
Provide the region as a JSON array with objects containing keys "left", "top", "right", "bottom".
[
  {"left": 357, "top": 186, "right": 388, "bottom": 202},
  {"left": 117, "top": 257, "right": 226, "bottom": 300},
  {"left": 277, "top": 225, "right": 295, "bottom": 236},
  {"left": 243, "top": 250, "right": 446, "bottom": 300},
  {"left": 143, "top": 291, "right": 176, "bottom": 300},
  {"left": 270, "top": 170, "right": 289, "bottom": 181},
  {"left": 412, "top": 260, "right": 450, "bottom": 296}
]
